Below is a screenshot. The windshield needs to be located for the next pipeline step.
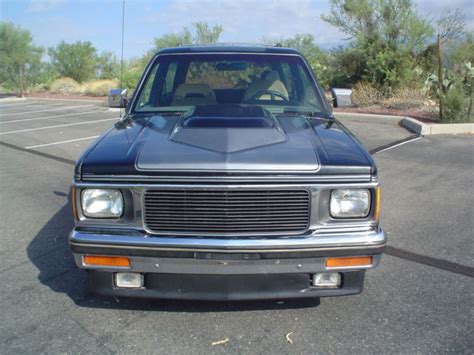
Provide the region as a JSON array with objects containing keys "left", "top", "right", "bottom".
[{"left": 133, "top": 53, "right": 326, "bottom": 114}]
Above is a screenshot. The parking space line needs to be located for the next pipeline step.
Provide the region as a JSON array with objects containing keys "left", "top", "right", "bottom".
[
  {"left": 385, "top": 246, "right": 474, "bottom": 278},
  {"left": 0, "top": 102, "right": 39, "bottom": 111},
  {"left": 0, "top": 104, "right": 96, "bottom": 116},
  {"left": 0, "top": 110, "right": 110, "bottom": 124},
  {"left": 0, "top": 118, "right": 117, "bottom": 135},
  {"left": 370, "top": 135, "right": 421, "bottom": 155},
  {"left": 25, "top": 136, "right": 100, "bottom": 149},
  {"left": 0, "top": 141, "right": 75, "bottom": 165}
]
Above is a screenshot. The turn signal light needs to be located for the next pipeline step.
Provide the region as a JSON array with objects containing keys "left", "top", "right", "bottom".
[
  {"left": 71, "top": 186, "right": 78, "bottom": 220},
  {"left": 83, "top": 255, "right": 131, "bottom": 268},
  {"left": 326, "top": 256, "right": 372, "bottom": 268},
  {"left": 374, "top": 186, "right": 381, "bottom": 221}
]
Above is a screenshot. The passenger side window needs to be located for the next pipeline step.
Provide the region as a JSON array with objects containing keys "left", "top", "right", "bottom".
[
  {"left": 297, "top": 65, "right": 319, "bottom": 109},
  {"left": 136, "top": 64, "right": 158, "bottom": 108}
]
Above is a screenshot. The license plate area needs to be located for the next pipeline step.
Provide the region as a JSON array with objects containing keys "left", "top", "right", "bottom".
[{"left": 194, "top": 252, "right": 261, "bottom": 260}]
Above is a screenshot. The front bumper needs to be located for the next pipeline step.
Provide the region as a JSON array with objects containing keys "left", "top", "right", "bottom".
[{"left": 69, "top": 229, "right": 386, "bottom": 300}]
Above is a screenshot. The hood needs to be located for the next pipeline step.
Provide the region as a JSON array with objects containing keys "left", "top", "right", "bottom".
[
  {"left": 136, "top": 105, "right": 319, "bottom": 173},
  {"left": 78, "top": 105, "right": 374, "bottom": 177}
]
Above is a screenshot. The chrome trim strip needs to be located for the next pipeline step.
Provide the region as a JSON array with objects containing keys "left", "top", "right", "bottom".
[
  {"left": 80, "top": 174, "right": 373, "bottom": 183},
  {"left": 70, "top": 229, "right": 386, "bottom": 252},
  {"left": 74, "top": 181, "right": 379, "bottom": 189},
  {"left": 157, "top": 52, "right": 302, "bottom": 57}
]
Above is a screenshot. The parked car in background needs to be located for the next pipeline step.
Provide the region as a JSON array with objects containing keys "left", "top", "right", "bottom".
[{"left": 69, "top": 45, "right": 386, "bottom": 301}]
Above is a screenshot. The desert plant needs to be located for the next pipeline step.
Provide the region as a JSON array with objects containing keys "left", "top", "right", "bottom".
[
  {"left": 322, "top": 0, "right": 433, "bottom": 90},
  {"left": 29, "top": 83, "right": 48, "bottom": 93},
  {"left": 426, "top": 61, "right": 473, "bottom": 122},
  {"left": 351, "top": 82, "right": 383, "bottom": 107},
  {"left": 381, "top": 87, "right": 430, "bottom": 110},
  {"left": 49, "top": 77, "right": 82, "bottom": 95},
  {"left": 82, "top": 79, "right": 118, "bottom": 96}
]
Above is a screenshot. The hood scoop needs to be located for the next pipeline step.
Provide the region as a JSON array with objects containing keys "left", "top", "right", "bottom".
[{"left": 170, "top": 105, "right": 286, "bottom": 153}]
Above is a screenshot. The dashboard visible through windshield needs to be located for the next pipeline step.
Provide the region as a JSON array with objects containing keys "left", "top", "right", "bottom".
[{"left": 133, "top": 53, "right": 326, "bottom": 115}]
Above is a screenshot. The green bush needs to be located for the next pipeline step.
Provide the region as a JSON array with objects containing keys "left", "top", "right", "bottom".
[
  {"left": 121, "top": 69, "right": 142, "bottom": 91},
  {"left": 29, "top": 83, "right": 48, "bottom": 93},
  {"left": 49, "top": 77, "right": 82, "bottom": 95},
  {"left": 443, "top": 85, "right": 467, "bottom": 122}
]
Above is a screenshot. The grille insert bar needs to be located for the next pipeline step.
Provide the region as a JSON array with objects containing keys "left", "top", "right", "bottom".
[{"left": 144, "top": 189, "right": 310, "bottom": 235}]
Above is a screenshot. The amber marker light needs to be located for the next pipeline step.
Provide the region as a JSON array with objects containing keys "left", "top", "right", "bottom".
[
  {"left": 83, "top": 255, "right": 131, "bottom": 268},
  {"left": 326, "top": 256, "right": 373, "bottom": 268},
  {"left": 374, "top": 186, "right": 381, "bottom": 221},
  {"left": 71, "top": 186, "right": 78, "bottom": 220}
]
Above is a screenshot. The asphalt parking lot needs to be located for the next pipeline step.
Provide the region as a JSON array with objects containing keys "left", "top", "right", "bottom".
[{"left": 0, "top": 99, "right": 472, "bottom": 354}]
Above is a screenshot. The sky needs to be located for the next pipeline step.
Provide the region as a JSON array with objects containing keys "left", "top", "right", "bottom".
[{"left": 1, "top": 0, "right": 473, "bottom": 59}]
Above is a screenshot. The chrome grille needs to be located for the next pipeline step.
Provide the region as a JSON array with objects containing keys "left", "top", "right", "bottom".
[{"left": 143, "top": 189, "right": 311, "bottom": 235}]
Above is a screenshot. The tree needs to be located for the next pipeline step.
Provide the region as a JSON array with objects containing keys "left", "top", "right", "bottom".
[
  {"left": 435, "top": 8, "right": 467, "bottom": 119},
  {"left": 0, "top": 22, "right": 43, "bottom": 97},
  {"left": 429, "top": 32, "right": 474, "bottom": 122},
  {"left": 152, "top": 22, "right": 222, "bottom": 53},
  {"left": 193, "top": 22, "right": 223, "bottom": 43},
  {"left": 437, "top": 8, "right": 465, "bottom": 43},
  {"left": 96, "top": 51, "right": 119, "bottom": 80},
  {"left": 48, "top": 41, "right": 97, "bottom": 82},
  {"left": 266, "top": 34, "right": 334, "bottom": 88},
  {"left": 322, "top": 0, "right": 433, "bottom": 89}
]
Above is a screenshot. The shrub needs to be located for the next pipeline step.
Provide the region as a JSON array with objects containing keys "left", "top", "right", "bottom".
[
  {"left": 351, "top": 82, "right": 382, "bottom": 107},
  {"left": 121, "top": 69, "right": 142, "bottom": 91},
  {"left": 443, "top": 85, "right": 467, "bottom": 122},
  {"left": 49, "top": 77, "right": 82, "bottom": 95},
  {"left": 381, "top": 87, "right": 429, "bottom": 110},
  {"left": 82, "top": 79, "right": 118, "bottom": 96},
  {"left": 29, "top": 83, "right": 48, "bottom": 93}
]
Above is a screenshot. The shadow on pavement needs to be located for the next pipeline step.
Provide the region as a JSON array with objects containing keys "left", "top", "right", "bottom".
[{"left": 27, "top": 193, "right": 321, "bottom": 312}]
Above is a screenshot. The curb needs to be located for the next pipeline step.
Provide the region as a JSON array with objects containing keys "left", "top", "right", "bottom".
[
  {"left": 334, "top": 111, "right": 402, "bottom": 120},
  {"left": 401, "top": 117, "right": 474, "bottom": 135},
  {"left": 336, "top": 111, "right": 473, "bottom": 135}
]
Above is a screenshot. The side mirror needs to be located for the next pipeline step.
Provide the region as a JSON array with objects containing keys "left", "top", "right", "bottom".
[
  {"left": 331, "top": 88, "right": 352, "bottom": 108},
  {"left": 108, "top": 88, "right": 128, "bottom": 108}
]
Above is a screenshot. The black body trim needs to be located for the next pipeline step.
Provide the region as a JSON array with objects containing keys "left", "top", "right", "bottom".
[{"left": 90, "top": 270, "right": 365, "bottom": 301}]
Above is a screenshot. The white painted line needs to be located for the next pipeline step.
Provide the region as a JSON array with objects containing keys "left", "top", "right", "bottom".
[
  {"left": 0, "top": 102, "right": 39, "bottom": 111},
  {"left": 0, "top": 100, "right": 33, "bottom": 107},
  {"left": 0, "top": 117, "right": 117, "bottom": 135},
  {"left": 0, "top": 98, "right": 27, "bottom": 104},
  {"left": 0, "top": 104, "right": 95, "bottom": 116},
  {"left": 374, "top": 136, "right": 422, "bottom": 154},
  {"left": 0, "top": 110, "right": 111, "bottom": 124},
  {"left": 25, "top": 135, "right": 100, "bottom": 149},
  {"left": 26, "top": 97, "right": 107, "bottom": 104}
]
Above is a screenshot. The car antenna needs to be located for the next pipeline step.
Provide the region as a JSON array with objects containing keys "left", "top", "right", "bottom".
[{"left": 119, "top": 0, "right": 125, "bottom": 118}]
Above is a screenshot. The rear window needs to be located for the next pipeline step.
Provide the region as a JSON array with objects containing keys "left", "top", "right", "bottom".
[{"left": 185, "top": 61, "right": 272, "bottom": 89}]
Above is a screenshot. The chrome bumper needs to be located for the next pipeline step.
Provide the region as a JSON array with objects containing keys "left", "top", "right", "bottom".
[
  {"left": 70, "top": 228, "right": 386, "bottom": 252},
  {"left": 69, "top": 228, "right": 386, "bottom": 274}
]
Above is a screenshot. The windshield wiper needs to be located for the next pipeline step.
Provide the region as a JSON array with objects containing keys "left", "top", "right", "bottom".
[
  {"left": 279, "top": 109, "right": 334, "bottom": 121},
  {"left": 134, "top": 110, "right": 188, "bottom": 116}
]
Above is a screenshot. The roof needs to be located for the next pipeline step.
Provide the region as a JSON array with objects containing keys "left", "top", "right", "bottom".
[{"left": 157, "top": 44, "right": 302, "bottom": 55}]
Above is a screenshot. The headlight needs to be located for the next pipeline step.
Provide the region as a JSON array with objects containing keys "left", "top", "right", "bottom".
[
  {"left": 330, "top": 189, "right": 370, "bottom": 218},
  {"left": 81, "top": 189, "right": 123, "bottom": 218}
]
